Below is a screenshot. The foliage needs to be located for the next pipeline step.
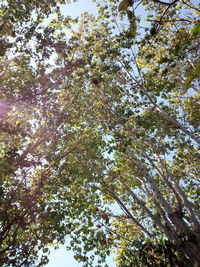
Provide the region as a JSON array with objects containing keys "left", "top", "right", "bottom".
[{"left": 0, "top": 0, "right": 200, "bottom": 266}]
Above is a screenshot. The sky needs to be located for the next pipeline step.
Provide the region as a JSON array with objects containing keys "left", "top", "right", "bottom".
[
  {"left": 60, "top": 0, "right": 97, "bottom": 18},
  {"left": 46, "top": 2, "right": 116, "bottom": 266},
  {"left": 47, "top": 245, "right": 116, "bottom": 267}
]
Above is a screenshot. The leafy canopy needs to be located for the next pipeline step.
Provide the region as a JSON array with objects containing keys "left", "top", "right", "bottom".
[{"left": 0, "top": 0, "right": 200, "bottom": 266}]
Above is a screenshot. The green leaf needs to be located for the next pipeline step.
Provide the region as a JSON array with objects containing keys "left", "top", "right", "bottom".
[
  {"left": 0, "top": 165, "right": 4, "bottom": 182},
  {"left": 159, "top": 57, "right": 169, "bottom": 64},
  {"left": 126, "top": 9, "right": 135, "bottom": 21},
  {"left": 194, "top": 60, "right": 200, "bottom": 75},
  {"left": 150, "top": 27, "right": 157, "bottom": 35},
  {"left": 118, "top": 0, "right": 132, "bottom": 12},
  {"left": 185, "top": 74, "right": 196, "bottom": 88},
  {"left": 175, "top": 42, "right": 181, "bottom": 53},
  {"left": 118, "top": 1, "right": 127, "bottom": 12},
  {"left": 130, "top": 20, "right": 137, "bottom": 37},
  {"left": 192, "top": 21, "right": 200, "bottom": 37}
]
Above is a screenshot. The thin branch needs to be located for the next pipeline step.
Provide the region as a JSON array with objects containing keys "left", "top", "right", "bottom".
[
  {"left": 101, "top": 179, "right": 153, "bottom": 237},
  {"left": 152, "top": 0, "right": 179, "bottom": 6}
]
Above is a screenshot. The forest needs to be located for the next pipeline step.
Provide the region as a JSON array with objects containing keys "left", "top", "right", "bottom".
[{"left": 0, "top": 0, "right": 200, "bottom": 266}]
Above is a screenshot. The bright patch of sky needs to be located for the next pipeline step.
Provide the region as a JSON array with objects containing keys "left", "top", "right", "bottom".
[
  {"left": 60, "top": 0, "right": 97, "bottom": 17},
  {"left": 47, "top": 245, "right": 116, "bottom": 267}
]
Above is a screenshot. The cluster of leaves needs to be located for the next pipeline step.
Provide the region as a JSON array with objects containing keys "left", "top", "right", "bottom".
[{"left": 0, "top": 0, "right": 200, "bottom": 266}]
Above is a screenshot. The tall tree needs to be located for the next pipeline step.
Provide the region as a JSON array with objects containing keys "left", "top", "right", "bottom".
[{"left": 0, "top": 0, "right": 199, "bottom": 266}]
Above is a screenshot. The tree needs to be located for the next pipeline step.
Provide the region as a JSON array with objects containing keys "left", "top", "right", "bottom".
[
  {"left": 0, "top": 0, "right": 78, "bottom": 57},
  {"left": 0, "top": 0, "right": 200, "bottom": 266},
  {"left": 56, "top": 1, "right": 199, "bottom": 265},
  {"left": 95, "top": 0, "right": 200, "bottom": 265}
]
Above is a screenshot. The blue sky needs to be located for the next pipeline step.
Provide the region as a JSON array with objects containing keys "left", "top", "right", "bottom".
[
  {"left": 47, "top": 245, "right": 116, "bottom": 267},
  {"left": 60, "top": 0, "right": 97, "bottom": 17}
]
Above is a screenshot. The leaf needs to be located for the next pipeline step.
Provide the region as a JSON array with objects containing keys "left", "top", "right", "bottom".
[
  {"left": 150, "top": 27, "right": 157, "bottom": 35},
  {"left": 194, "top": 60, "right": 200, "bottom": 75},
  {"left": 118, "top": 1, "right": 126, "bottom": 12},
  {"left": 0, "top": 165, "right": 4, "bottom": 182},
  {"left": 192, "top": 21, "right": 200, "bottom": 37},
  {"left": 126, "top": 9, "right": 135, "bottom": 21},
  {"left": 185, "top": 74, "right": 196, "bottom": 88},
  {"left": 118, "top": 0, "right": 132, "bottom": 12},
  {"left": 130, "top": 20, "right": 137, "bottom": 37},
  {"left": 185, "top": 60, "right": 200, "bottom": 88},
  {"left": 159, "top": 57, "right": 169, "bottom": 64},
  {"left": 175, "top": 42, "right": 181, "bottom": 53}
]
